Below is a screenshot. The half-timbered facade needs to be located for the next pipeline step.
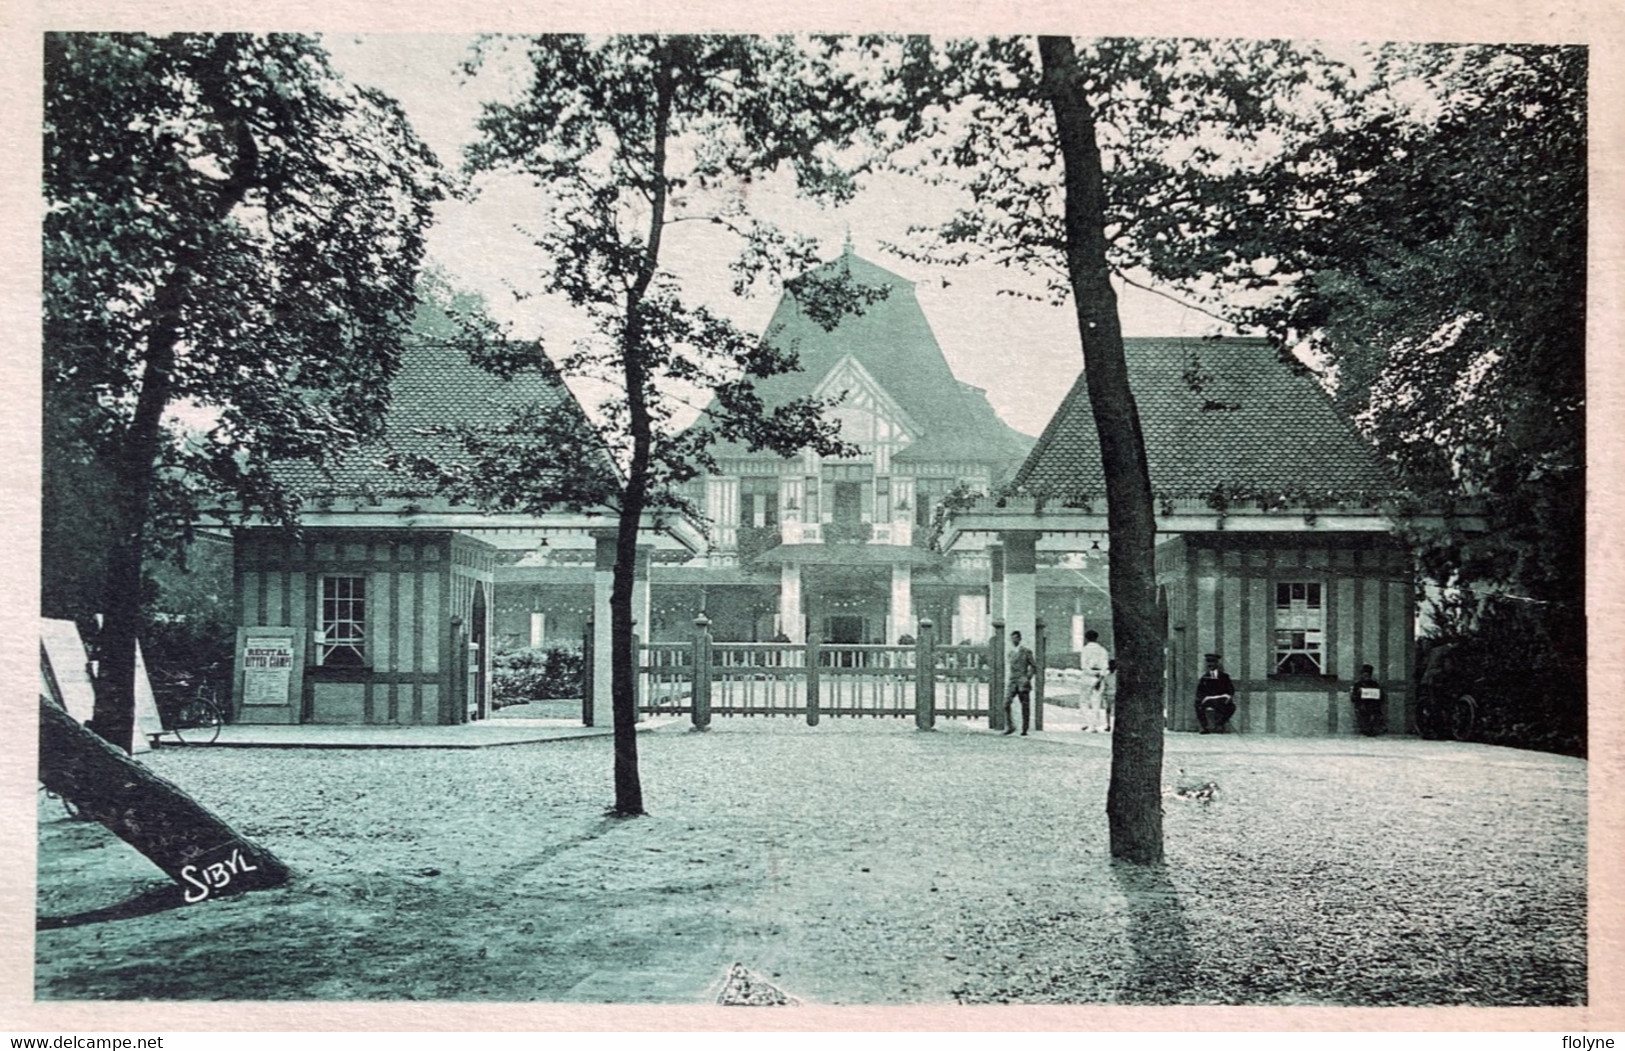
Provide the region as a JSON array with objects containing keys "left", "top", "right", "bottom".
[
  {"left": 653, "top": 248, "right": 1034, "bottom": 648},
  {"left": 944, "top": 337, "right": 1425, "bottom": 736},
  {"left": 239, "top": 340, "right": 696, "bottom": 726}
]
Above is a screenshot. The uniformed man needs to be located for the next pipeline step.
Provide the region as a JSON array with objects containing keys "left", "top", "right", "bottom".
[{"left": 1195, "top": 652, "right": 1236, "bottom": 734}]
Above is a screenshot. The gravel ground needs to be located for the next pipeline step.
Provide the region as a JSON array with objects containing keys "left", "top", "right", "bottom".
[{"left": 35, "top": 718, "right": 1586, "bottom": 1005}]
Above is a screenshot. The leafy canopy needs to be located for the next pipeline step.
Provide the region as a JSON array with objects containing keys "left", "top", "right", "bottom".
[
  {"left": 44, "top": 32, "right": 445, "bottom": 541},
  {"left": 394, "top": 35, "right": 889, "bottom": 520}
]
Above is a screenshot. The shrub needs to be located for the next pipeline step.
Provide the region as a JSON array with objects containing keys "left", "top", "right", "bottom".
[
  {"left": 1421, "top": 597, "right": 1585, "bottom": 757},
  {"left": 491, "top": 645, "right": 585, "bottom": 708}
]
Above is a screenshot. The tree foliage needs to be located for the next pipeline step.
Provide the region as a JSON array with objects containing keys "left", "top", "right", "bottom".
[
  {"left": 1129, "top": 44, "right": 1586, "bottom": 748},
  {"left": 883, "top": 38, "right": 1586, "bottom": 757},
  {"left": 1273, "top": 47, "right": 1581, "bottom": 603},
  {"left": 428, "top": 35, "right": 878, "bottom": 815},
  {"left": 44, "top": 32, "right": 444, "bottom": 749}
]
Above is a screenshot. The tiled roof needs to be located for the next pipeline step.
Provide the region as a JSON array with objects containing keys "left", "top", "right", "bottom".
[
  {"left": 711, "top": 252, "right": 1033, "bottom": 469},
  {"left": 1011, "top": 338, "right": 1395, "bottom": 501},
  {"left": 272, "top": 341, "right": 611, "bottom": 498}
]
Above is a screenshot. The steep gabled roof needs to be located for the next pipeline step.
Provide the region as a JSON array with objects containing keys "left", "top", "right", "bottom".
[
  {"left": 272, "top": 340, "right": 616, "bottom": 499},
  {"left": 713, "top": 251, "right": 1033, "bottom": 468},
  {"left": 1012, "top": 338, "right": 1395, "bottom": 500}
]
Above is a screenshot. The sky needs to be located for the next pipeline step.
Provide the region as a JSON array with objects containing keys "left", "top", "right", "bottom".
[{"left": 326, "top": 34, "right": 1233, "bottom": 439}]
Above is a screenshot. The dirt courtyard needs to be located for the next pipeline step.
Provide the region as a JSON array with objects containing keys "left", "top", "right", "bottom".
[{"left": 35, "top": 718, "right": 1586, "bottom": 1006}]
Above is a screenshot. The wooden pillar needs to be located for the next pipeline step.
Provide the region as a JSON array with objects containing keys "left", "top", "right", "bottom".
[
  {"left": 581, "top": 618, "right": 594, "bottom": 727},
  {"left": 990, "top": 619, "right": 1007, "bottom": 731},
  {"left": 633, "top": 545, "right": 654, "bottom": 648},
  {"left": 1034, "top": 617, "right": 1047, "bottom": 732},
  {"left": 692, "top": 614, "right": 711, "bottom": 730},
  {"left": 988, "top": 544, "right": 1005, "bottom": 626},
  {"left": 806, "top": 631, "right": 821, "bottom": 726},
  {"left": 590, "top": 530, "right": 616, "bottom": 729},
  {"left": 1002, "top": 531, "right": 1038, "bottom": 662},
  {"left": 780, "top": 562, "right": 804, "bottom": 644},
  {"left": 890, "top": 562, "right": 913, "bottom": 643},
  {"left": 915, "top": 617, "right": 935, "bottom": 730},
  {"left": 448, "top": 616, "right": 464, "bottom": 726}
]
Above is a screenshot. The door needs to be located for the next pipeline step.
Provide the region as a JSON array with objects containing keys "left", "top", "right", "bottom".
[
  {"left": 826, "top": 615, "right": 864, "bottom": 645},
  {"left": 470, "top": 584, "right": 488, "bottom": 720}
]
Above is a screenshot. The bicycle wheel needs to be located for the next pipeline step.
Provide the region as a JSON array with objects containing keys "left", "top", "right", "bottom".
[
  {"left": 173, "top": 693, "right": 223, "bottom": 745},
  {"left": 1451, "top": 693, "right": 1479, "bottom": 742}
]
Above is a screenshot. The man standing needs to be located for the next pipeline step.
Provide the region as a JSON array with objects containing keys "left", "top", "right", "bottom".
[
  {"left": 1080, "top": 629, "right": 1111, "bottom": 712},
  {"left": 1194, "top": 652, "right": 1236, "bottom": 734},
  {"left": 1351, "top": 663, "right": 1385, "bottom": 736},
  {"left": 1005, "top": 629, "right": 1039, "bottom": 736}
]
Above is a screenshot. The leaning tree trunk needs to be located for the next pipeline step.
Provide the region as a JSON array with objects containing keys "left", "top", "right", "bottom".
[
  {"left": 41, "top": 698, "right": 290, "bottom": 901},
  {"left": 1040, "top": 35, "right": 1165, "bottom": 865}
]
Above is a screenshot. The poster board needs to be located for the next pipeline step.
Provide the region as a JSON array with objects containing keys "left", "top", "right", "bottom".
[{"left": 235, "top": 626, "right": 303, "bottom": 719}]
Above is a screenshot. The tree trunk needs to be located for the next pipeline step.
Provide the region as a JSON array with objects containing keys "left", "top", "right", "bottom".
[
  {"left": 603, "top": 46, "right": 677, "bottom": 817},
  {"left": 91, "top": 267, "right": 185, "bottom": 754},
  {"left": 1040, "top": 36, "right": 1165, "bottom": 865},
  {"left": 88, "top": 97, "right": 258, "bottom": 754},
  {"left": 40, "top": 697, "right": 290, "bottom": 901}
]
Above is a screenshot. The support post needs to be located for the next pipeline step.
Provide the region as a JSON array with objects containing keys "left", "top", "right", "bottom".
[
  {"left": 1034, "top": 617, "right": 1047, "bottom": 732},
  {"left": 632, "top": 626, "right": 642, "bottom": 721},
  {"left": 990, "top": 619, "right": 1007, "bottom": 731},
  {"left": 890, "top": 562, "right": 913, "bottom": 643},
  {"left": 590, "top": 529, "right": 616, "bottom": 729},
  {"left": 780, "top": 562, "right": 804, "bottom": 645},
  {"left": 805, "top": 630, "right": 821, "bottom": 726},
  {"left": 915, "top": 617, "right": 935, "bottom": 730},
  {"left": 632, "top": 546, "right": 653, "bottom": 645},
  {"left": 692, "top": 614, "right": 711, "bottom": 730},
  {"left": 988, "top": 544, "right": 1005, "bottom": 626},
  {"left": 581, "top": 617, "right": 594, "bottom": 727},
  {"left": 1001, "top": 531, "right": 1038, "bottom": 662}
]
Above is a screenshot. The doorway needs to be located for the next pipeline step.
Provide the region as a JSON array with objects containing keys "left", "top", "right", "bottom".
[{"left": 825, "top": 614, "right": 865, "bottom": 645}]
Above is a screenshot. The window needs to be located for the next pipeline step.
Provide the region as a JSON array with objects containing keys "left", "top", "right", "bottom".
[
  {"left": 1274, "top": 581, "right": 1323, "bottom": 674},
  {"left": 319, "top": 575, "right": 367, "bottom": 667},
  {"left": 740, "top": 477, "right": 779, "bottom": 528},
  {"left": 914, "top": 477, "right": 955, "bottom": 528}
]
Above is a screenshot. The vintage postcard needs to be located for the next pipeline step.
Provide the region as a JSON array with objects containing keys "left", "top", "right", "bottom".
[{"left": 2, "top": 0, "right": 1621, "bottom": 1035}]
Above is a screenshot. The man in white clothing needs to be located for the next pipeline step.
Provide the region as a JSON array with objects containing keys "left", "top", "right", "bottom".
[{"left": 1080, "top": 629, "right": 1111, "bottom": 716}]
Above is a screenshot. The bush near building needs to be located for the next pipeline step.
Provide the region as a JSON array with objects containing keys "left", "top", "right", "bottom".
[{"left": 491, "top": 645, "right": 585, "bottom": 709}]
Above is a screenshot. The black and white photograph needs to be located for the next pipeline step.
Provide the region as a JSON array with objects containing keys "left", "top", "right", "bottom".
[{"left": 3, "top": 3, "right": 1618, "bottom": 1032}]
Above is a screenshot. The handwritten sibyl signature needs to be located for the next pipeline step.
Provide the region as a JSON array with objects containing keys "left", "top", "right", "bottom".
[{"left": 180, "top": 847, "right": 261, "bottom": 903}]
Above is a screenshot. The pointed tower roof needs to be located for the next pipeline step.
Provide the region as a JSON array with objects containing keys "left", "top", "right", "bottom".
[{"left": 726, "top": 252, "right": 1032, "bottom": 468}]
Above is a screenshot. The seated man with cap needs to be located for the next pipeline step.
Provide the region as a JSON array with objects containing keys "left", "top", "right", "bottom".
[{"left": 1194, "top": 652, "right": 1236, "bottom": 734}]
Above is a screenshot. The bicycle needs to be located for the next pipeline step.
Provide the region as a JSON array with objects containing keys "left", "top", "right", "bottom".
[
  {"left": 1416, "top": 685, "right": 1478, "bottom": 742},
  {"left": 152, "top": 683, "right": 225, "bottom": 746}
]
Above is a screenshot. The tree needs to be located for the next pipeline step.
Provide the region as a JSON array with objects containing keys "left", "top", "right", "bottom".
[
  {"left": 880, "top": 36, "right": 1350, "bottom": 863},
  {"left": 411, "top": 35, "right": 875, "bottom": 815},
  {"left": 45, "top": 33, "right": 444, "bottom": 753},
  {"left": 1126, "top": 44, "right": 1586, "bottom": 750}
]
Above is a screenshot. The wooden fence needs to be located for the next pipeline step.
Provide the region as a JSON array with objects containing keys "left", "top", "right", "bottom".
[{"left": 633, "top": 617, "right": 1051, "bottom": 730}]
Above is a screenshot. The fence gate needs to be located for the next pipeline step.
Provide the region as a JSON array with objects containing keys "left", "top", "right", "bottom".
[{"left": 636, "top": 616, "right": 1038, "bottom": 727}]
